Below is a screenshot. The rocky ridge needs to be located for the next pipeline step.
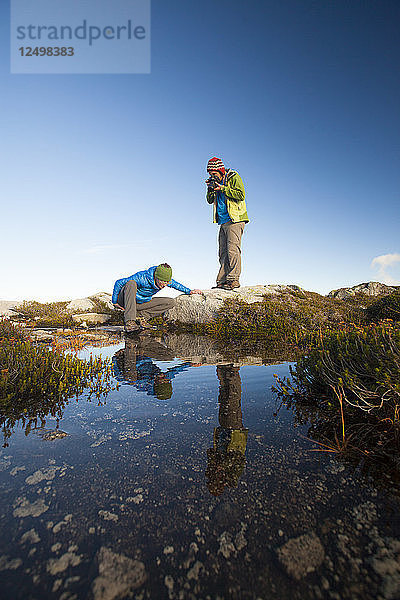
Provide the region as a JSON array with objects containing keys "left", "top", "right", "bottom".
[
  {"left": 328, "top": 281, "right": 398, "bottom": 300},
  {"left": 1, "top": 281, "right": 398, "bottom": 325}
]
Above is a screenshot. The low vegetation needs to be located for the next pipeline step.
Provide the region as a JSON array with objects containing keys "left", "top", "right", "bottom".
[
  {"left": 274, "top": 320, "right": 400, "bottom": 419},
  {"left": 5, "top": 288, "right": 400, "bottom": 468},
  {"left": 13, "top": 297, "right": 123, "bottom": 327},
  {"left": 366, "top": 290, "right": 400, "bottom": 323},
  {"left": 16, "top": 300, "right": 75, "bottom": 328},
  {"left": 180, "top": 288, "right": 400, "bottom": 471},
  {"left": 186, "top": 289, "right": 374, "bottom": 346},
  {"left": 0, "top": 320, "right": 117, "bottom": 445},
  {"left": 273, "top": 319, "right": 400, "bottom": 474}
]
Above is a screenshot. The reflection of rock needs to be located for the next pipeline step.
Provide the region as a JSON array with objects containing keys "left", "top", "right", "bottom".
[
  {"left": 276, "top": 531, "right": 325, "bottom": 580},
  {"left": 29, "top": 329, "right": 54, "bottom": 342},
  {"left": 163, "top": 333, "right": 223, "bottom": 363},
  {"left": 33, "top": 428, "right": 68, "bottom": 441},
  {"left": 163, "top": 333, "right": 271, "bottom": 366},
  {"left": 328, "top": 282, "right": 398, "bottom": 300},
  {"left": 92, "top": 547, "right": 147, "bottom": 600},
  {"left": 125, "top": 336, "right": 175, "bottom": 362},
  {"left": 165, "top": 285, "right": 303, "bottom": 324}
]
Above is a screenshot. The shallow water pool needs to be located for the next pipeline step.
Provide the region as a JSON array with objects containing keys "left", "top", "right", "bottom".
[{"left": 0, "top": 334, "right": 399, "bottom": 599}]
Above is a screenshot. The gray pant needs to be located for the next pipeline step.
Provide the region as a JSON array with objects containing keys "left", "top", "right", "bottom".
[
  {"left": 117, "top": 280, "right": 176, "bottom": 324},
  {"left": 217, "top": 222, "right": 245, "bottom": 285}
]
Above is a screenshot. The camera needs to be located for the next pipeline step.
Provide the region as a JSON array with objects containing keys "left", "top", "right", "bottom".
[{"left": 206, "top": 173, "right": 220, "bottom": 191}]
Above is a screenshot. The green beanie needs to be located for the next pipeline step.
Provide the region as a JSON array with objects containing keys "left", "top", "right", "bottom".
[
  {"left": 154, "top": 380, "right": 173, "bottom": 400},
  {"left": 155, "top": 264, "right": 172, "bottom": 282}
]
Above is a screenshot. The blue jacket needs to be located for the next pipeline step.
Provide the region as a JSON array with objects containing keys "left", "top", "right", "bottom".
[{"left": 112, "top": 265, "right": 191, "bottom": 304}]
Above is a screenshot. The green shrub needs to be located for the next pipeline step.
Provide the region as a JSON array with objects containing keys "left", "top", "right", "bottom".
[
  {"left": 15, "top": 300, "right": 74, "bottom": 328},
  {"left": 89, "top": 297, "right": 113, "bottom": 314},
  {"left": 0, "top": 318, "right": 25, "bottom": 342},
  {"left": 366, "top": 291, "right": 400, "bottom": 323},
  {"left": 187, "top": 290, "right": 368, "bottom": 346},
  {"left": 274, "top": 322, "right": 400, "bottom": 422},
  {"left": 14, "top": 298, "right": 124, "bottom": 327},
  {"left": 0, "top": 320, "right": 117, "bottom": 445},
  {"left": 86, "top": 297, "right": 123, "bottom": 325}
]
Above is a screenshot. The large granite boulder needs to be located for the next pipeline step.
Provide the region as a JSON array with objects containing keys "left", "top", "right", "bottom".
[
  {"left": 327, "top": 282, "right": 398, "bottom": 300},
  {"left": 71, "top": 313, "right": 111, "bottom": 325},
  {"left": 66, "top": 297, "right": 95, "bottom": 312},
  {"left": 165, "top": 284, "right": 302, "bottom": 324},
  {"left": 66, "top": 292, "right": 113, "bottom": 312},
  {"left": 94, "top": 292, "right": 114, "bottom": 309}
]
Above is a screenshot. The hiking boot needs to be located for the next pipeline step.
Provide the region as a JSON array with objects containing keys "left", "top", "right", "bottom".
[
  {"left": 220, "top": 282, "right": 240, "bottom": 290},
  {"left": 125, "top": 320, "right": 141, "bottom": 333},
  {"left": 211, "top": 284, "right": 224, "bottom": 289}
]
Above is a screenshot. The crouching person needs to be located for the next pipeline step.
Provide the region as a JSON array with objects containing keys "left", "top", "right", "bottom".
[{"left": 112, "top": 263, "right": 202, "bottom": 333}]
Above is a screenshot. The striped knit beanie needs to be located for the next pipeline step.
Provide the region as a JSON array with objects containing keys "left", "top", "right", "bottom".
[{"left": 207, "top": 157, "right": 225, "bottom": 174}]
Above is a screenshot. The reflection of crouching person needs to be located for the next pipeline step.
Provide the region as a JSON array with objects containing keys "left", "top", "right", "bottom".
[{"left": 112, "top": 263, "right": 201, "bottom": 333}]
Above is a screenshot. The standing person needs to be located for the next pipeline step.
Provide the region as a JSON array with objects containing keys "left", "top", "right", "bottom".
[
  {"left": 112, "top": 263, "right": 202, "bottom": 333},
  {"left": 206, "top": 157, "right": 249, "bottom": 290}
]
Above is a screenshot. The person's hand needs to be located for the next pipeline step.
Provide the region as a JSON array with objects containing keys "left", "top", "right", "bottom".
[
  {"left": 190, "top": 289, "right": 203, "bottom": 295},
  {"left": 113, "top": 303, "right": 125, "bottom": 311},
  {"left": 213, "top": 182, "right": 223, "bottom": 192}
]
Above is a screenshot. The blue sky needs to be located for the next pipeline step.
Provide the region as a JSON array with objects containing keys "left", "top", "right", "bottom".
[{"left": 1, "top": 0, "right": 399, "bottom": 301}]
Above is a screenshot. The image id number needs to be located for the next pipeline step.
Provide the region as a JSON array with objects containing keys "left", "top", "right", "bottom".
[{"left": 18, "top": 47, "right": 74, "bottom": 57}]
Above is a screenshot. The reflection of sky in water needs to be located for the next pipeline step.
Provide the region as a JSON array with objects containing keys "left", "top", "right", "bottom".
[
  {"left": 0, "top": 342, "right": 398, "bottom": 600},
  {"left": 77, "top": 342, "right": 125, "bottom": 361}
]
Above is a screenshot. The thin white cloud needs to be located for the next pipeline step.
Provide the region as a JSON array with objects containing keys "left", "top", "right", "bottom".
[
  {"left": 82, "top": 243, "right": 135, "bottom": 255},
  {"left": 81, "top": 239, "right": 167, "bottom": 255},
  {"left": 371, "top": 253, "right": 400, "bottom": 285}
]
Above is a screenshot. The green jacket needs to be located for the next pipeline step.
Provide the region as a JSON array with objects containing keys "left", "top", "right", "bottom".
[{"left": 206, "top": 170, "right": 249, "bottom": 224}]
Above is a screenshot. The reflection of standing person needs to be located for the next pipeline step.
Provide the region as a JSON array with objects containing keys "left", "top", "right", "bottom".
[
  {"left": 206, "top": 157, "right": 249, "bottom": 290},
  {"left": 206, "top": 365, "right": 248, "bottom": 496}
]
